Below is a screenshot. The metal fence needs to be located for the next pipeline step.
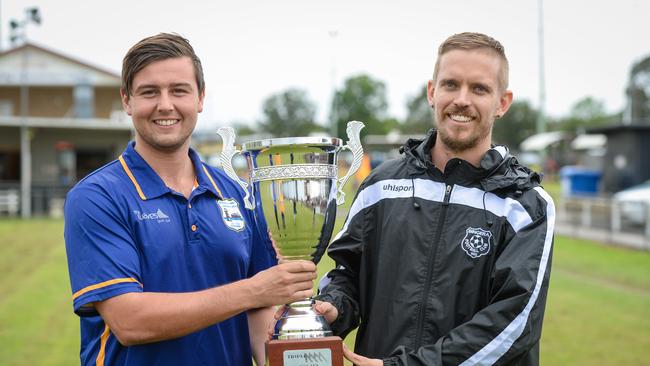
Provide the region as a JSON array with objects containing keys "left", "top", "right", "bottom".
[
  {"left": 557, "top": 196, "right": 650, "bottom": 250},
  {"left": 0, "top": 182, "right": 72, "bottom": 217}
]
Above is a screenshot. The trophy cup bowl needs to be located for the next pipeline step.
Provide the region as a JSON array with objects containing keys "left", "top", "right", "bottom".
[{"left": 218, "top": 121, "right": 364, "bottom": 365}]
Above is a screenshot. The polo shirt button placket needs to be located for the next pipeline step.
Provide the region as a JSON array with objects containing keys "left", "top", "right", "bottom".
[{"left": 186, "top": 198, "right": 199, "bottom": 242}]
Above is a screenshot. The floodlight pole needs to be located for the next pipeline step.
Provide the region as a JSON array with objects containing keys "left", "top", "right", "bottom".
[
  {"left": 0, "top": 0, "right": 3, "bottom": 51},
  {"left": 10, "top": 7, "right": 41, "bottom": 218},
  {"left": 329, "top": 30, "right": 338, "bottom": 138},
  {"left": 537, "top": 0, "right": 546, "bottom": 135}
]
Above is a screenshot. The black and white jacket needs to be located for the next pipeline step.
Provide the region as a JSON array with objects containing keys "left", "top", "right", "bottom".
[{"left": 318, "top": 130, "right": 555, "bottom": 365}]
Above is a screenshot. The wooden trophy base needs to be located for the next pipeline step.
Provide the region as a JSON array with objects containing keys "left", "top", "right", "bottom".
[{"left": 266, "top": 336, "right": 343, "bottom": 366}]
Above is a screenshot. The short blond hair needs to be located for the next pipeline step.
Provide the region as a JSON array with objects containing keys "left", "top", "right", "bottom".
[{"left": 432, "top": 32, "right": 509, "bottom": 91}]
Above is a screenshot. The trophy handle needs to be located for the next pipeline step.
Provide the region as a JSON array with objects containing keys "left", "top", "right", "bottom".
[
  {"left": 216, "top": 127, "right": 255, "bottom": 210},
  {"left": 336, "top": 121, "right": 365, "bottom": 205}
]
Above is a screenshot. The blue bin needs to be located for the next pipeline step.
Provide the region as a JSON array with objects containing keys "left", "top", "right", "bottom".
[{"left": 559, "top": 166, "right": 602, "bottom": 196}]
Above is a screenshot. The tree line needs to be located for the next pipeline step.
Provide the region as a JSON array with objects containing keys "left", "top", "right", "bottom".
[{"left": 235, "top": 73, "right": 623, "bottom": 151}]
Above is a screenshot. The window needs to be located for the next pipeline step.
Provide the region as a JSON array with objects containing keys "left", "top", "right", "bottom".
[{"left": 73, "top": 83, "right": 94, "bottom": 118}]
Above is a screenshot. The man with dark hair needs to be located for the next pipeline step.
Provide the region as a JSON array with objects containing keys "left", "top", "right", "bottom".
[
  {"left": 64, "top": 33, "right": 316, "bottom": 366},
  {"left": 316, "top": 32, "right": 555, "bottom": 365}
]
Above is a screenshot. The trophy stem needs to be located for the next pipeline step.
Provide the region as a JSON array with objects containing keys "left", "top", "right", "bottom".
[{"left": 273, "top": 298, "right": 333, "bottom": 340}]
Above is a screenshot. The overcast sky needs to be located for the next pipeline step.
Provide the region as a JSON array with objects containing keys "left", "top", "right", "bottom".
[{"left": 2, "top": 0, "right": 649, "bottom": 132}]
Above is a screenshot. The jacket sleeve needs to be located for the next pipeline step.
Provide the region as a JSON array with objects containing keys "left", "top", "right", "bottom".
[
  {"left": 385, "top": 187, "right": 555, "bottom": 366},
  {"left": 316, "top": 185, "right": 367, "bottom": 338}
]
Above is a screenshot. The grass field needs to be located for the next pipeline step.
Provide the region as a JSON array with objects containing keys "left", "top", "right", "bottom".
[{"left": 1, "top": 218, "right": 648, "bottom": 365}]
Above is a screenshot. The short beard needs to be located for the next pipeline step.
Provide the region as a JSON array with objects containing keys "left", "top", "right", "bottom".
[
  {"left": 438, "top": 127, "right": 483, "bottom": 153},
  {"left": 436, "top": 113, "right": 492, "bottom": 153}
]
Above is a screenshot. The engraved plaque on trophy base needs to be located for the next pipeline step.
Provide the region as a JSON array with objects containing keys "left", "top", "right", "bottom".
[{"left": 266, "top": 337, "right": 343, "bottom": 366}]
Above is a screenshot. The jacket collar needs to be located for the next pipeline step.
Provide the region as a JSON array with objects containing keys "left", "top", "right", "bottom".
[
  {"left": 402, "top": 129, "right": 541, "bottom": 193},
  {"left": 119, "top": 141, "right": 223, "bottom": 201}
]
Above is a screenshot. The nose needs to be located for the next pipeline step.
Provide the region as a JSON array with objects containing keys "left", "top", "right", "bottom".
[
  {"left": 157, "top": 91, "right": 175, "bottom": 113},
  {"left": 453, "top": 86, "right": 471, "bottom": 108}
]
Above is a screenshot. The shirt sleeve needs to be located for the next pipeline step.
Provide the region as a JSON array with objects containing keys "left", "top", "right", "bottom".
[
  {"left": 64, "top": 183, "right": 143, "bottom": 317},
  {"left": 384, "top": 187, "right": 555, "bottom": 366}
]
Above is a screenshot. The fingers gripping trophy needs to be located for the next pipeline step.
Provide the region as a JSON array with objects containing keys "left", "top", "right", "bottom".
[{"left": 218, "top": 121, "right": 365, "bottom": 366}]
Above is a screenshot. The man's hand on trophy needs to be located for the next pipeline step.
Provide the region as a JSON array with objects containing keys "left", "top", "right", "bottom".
[
  {"left": 343, "top": 344, "right": 382, "bottom": 366},
  {"left": 313, "top": 300, "right": 338, "bottom": 324},
  {"left": 264, "top": 300, "right": 339, "bottom": 340},
  {"left": 248, "top": 261, "right": 317, "bottom": 308},
  {"left": 267, "top": 230, "right": 286, "bottom": 263},
  {"left": 266, "top": 305, "right": 283, "bottom": 340}
]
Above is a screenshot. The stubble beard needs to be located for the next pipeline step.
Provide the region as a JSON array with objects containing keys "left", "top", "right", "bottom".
[
  {"left": 436, "top": 112, "right": 492, "bottom": 153},
  {"left": 136, "top": 124, "right": 193, "bottom": 154}
]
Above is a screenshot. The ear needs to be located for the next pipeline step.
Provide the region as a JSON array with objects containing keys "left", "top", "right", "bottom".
[
  {"left": 496, "top": 90, "right": 513, "bottom": 118},
  {"left": 120, "top": 89, "right": 133, "bottom": 116},
  {"left": 197, "top": 88, "right": 205, "bottom": 113},
  {"left": 426, "top": 79, "right": 435, "bottom": 108}
]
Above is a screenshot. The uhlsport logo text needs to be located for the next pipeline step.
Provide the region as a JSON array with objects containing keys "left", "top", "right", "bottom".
[{"left": 382, "top": 183, "right": 413, "bottom": 192}]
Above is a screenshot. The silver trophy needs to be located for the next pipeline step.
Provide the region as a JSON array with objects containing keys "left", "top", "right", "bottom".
[{"left": 218, "top": 121, "right": 364, "bottom": 340}]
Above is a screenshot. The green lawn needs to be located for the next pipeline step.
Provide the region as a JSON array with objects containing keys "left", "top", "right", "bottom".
[
  {"left": 1, "top": 219, "right": 648, "bottom": 365},
  {"left": 0, "top": 219, "right": 79, "bottom": 365}
]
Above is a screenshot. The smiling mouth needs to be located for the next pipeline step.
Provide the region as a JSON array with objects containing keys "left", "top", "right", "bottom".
[
  {"left": 448, "top": 114, "right": 474, "bottom": 122},
  {"left": 153, "top": 119, "right": 180, "bottom": 126}
]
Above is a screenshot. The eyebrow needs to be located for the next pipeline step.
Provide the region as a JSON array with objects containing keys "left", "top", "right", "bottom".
[
  {"left": 471, "top": 81, "right": 492, "bottom": 91},
  {"left": 133, "top": 82, "right": 194, "bottom": 93},
  {"left": 438, "top": 78, "right": 457, "bottom": 85},
  {"left": 169, "top": 82, "right": 193, "bottom": 89},
  {"left": 438, "top": 78, "right": 494, "bottom": 91}
]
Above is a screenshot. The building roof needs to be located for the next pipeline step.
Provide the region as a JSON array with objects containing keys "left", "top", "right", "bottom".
[
  {"left": 587, "top": 123, "right": 650, "bottom": 135},
  {"left": 0, "top": 42, "right": 120, "bottom": 87},
  {"left": 570, "top": 134, "right": 607, "bottom": 150},
  {"left": 519, "top": 131, "right": 565, "bottom": 152}
]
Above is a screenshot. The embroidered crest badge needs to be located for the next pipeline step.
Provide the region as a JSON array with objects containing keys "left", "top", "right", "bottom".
[
  {"left": 461, "top": 227, "right": 492, "bottom": 259},
  {"left": 217, "top": 199, "right": 245, "bottom": 232}
]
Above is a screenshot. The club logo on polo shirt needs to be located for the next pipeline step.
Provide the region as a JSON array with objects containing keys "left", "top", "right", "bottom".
[
  {"left": 133, "top": 208, "right": 171, "bottom": 223},
  {"left": 461, "top": 227, "right": 492, "bottom": 259},
  {"left": 218, "top": 199, "right": 245, "bottom": 232}
]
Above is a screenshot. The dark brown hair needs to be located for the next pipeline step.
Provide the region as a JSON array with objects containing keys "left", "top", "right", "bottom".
[
  {"left": 121, "top": 33, "right": 205, "bottom": 96},
  {"left": 432, "top": 32, "right": 509, "bottom": 91}
]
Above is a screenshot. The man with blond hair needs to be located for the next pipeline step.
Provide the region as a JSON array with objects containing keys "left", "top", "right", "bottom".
[{"left": 316, "top": 32, "right": 555, "bottom": 365}]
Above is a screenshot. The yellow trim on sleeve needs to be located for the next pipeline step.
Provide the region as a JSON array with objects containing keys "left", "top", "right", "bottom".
[
  {"left": 72, "top": 277, "right": 142, "bottom": 300},
  {"left": 96, "top": 324, "right": 110, "bottom": 366},
  {"left": 202, "top": 165, "right": 224, "bottom": 198},
  {"left": 119, "top": 155, "right": 147, "bottom": 200}
]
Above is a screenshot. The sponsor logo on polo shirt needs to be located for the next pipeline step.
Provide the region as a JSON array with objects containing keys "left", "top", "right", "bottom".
[
  {"left": 133, "top": 208, "right": 171, "bottom": 223},
  {"left": 218, "top": 199, "right": 245, "bottom": 232}
]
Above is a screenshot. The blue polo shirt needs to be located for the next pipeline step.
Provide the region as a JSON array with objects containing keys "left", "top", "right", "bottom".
[{"left": 64, "top": 142, "right": 276, "bottom": 366}]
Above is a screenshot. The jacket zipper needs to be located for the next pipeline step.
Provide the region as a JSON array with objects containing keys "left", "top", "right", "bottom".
[{"left": 413, "top": 183, "right": 453, "bottom": 350}]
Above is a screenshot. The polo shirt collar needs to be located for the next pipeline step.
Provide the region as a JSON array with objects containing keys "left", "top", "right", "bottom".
[
  {"left": 190, "top": 148, "right": 224, "bottom": 199},
  {"left": 119, "top": 141, "right": 223, "bottom": 201}
]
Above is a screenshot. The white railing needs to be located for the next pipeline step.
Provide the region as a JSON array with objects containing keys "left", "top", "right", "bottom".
[
  {"left": 0, "top": 114, "right": 132, "bottom": 130},
  {"left": 557, "top": 196, "right": 650, "bottom": 250},
  {"left": 0, "top": 189, "right": 19, "bottom": 216}
]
